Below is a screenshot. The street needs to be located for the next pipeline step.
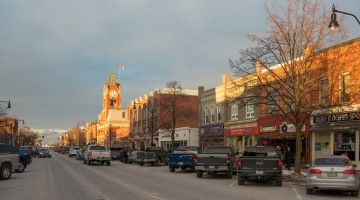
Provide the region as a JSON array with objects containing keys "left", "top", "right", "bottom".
[{"left": 0, "top": 152, "right": 358, "bottom": 200}]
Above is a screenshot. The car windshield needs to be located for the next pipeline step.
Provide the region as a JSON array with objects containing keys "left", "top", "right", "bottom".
[
  {"left": 72, "top": 147, "right": 80, "bottom": 150},
  {"left": 314, "top": 158, "right": 350, "bottom": 166},
  {"left": 40, "top": 149, "right": 49, "bottom": 152},
  {"left": 89, "top": 146, "right": 106, "bottom": 151}
]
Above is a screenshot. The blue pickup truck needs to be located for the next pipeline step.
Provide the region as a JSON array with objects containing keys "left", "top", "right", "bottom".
[{"left": 168, "top": 146, "right": 199, "bottom": 172}]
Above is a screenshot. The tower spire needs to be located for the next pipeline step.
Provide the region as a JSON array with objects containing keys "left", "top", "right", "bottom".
[{"left": 106, "top": 72, "right": 119, "bottom": 86}]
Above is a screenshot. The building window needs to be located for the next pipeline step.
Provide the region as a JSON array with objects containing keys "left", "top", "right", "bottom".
[
  {"left": 340, "top": 74, "right": 350, "bottom": 103},
  {"left": 211, "top": 106, "right": 215, "bottom": 123},
  {"left": 246, "top": 99, "right": 255, "bottom": 118},
  {"left": 231, "top": 102, "right": 239, "bottom": 120},
  {"left": 334, "top": 131, "right": 355, "bottom": 161},
  {"left": 204, "top": 108, "right": 208, "bottom": 123},
  {"left": 217, "top": 105, "right": 221, "bottom": 122},
  {"left": 319, "top": 78, "right": 329, "bottom": 105},
  {"left": 267, "top": 91, "right": 277, "bottom": 115},
  {"left": 122, "top": 112, "right": 125, "bottom": 118}
]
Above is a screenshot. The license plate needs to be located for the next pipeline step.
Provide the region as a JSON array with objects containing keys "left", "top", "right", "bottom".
[
  {"left": 144, "top": 159, "right": 148, "bottom": 162},
  {"left": 209, "top": 166, "right": 215, "bottom": 169},
  {"left": 327, "top": 172, "right": 337, "bottom": 177},
  {"left": 256, "top": 171, "right": 264, "bottom": 175},
  {"left": 178, "top": 162, "right": 184, "bottom": 165}
]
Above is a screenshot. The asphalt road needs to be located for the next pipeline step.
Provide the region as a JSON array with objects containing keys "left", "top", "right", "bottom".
[{"left": 0, "top": 152, "right": 359, "bottom": 200}]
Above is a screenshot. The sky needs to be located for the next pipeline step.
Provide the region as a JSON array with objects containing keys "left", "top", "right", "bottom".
[{"left": 0, "top": 0, "right": 359, "bottom": 144}]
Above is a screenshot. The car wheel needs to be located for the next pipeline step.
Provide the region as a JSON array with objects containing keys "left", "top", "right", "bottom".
[
  {"left": 107, "top": 162, "right": 110, "bottom": 166},
  {"left": 169, "top": 167, "right": 175, "bottom": 172},
  {"left": 196, "top": 170, "right": 203, "bottom": 178},
  {"left": 351, "top": 190, "right": 359, "bottom": 197},
  {"left": 150, "top": 162, "right": 155, "bottom": 166},
  {"left": 0, "top": 163, "right": 12, "bottom": 180},
  {"left": 139, "top": 162, "right": 144, "bottom": 166},
  {"left": 83, "top": 159, "right": 86, "bottom": 164},
  {"left": 180, "top": 166, "right": 186, "bottom": 171},
  {"left": 16, "top": 163, "right": 26, "bottom": 173},
  {"left": 238, "top": 177, "right": 245, "bottom": 185},
  {"left": 128, "top": 161, "right": 132, "bottom": 164},
  {"left": 87, "top": 160, "right": 91, "bottom": 165},
  {"left": 306, "top": 188, "right": 314, "bottom": 195}
]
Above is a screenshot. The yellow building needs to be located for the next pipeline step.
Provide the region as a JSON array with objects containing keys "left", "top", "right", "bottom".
[{"left": 92, "top": 72, "right": 129, "bottom": 148}]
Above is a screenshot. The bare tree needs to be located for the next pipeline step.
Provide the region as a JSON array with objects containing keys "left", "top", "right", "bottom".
[
  {"left": 229, "top": 0, "right": 355, "bottom": 174},
  {"left": 160, "top": 81, "right": 195, "bottom": 151},
  {"left": 16, "top": 126, "right": 40, "bottom": 146}
]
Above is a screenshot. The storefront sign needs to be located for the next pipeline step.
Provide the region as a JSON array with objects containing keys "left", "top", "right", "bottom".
[
  {"left": 279, "top": 122, "right": 305, "bottom": 133},
  {"left": 225, "top": 127, "right": 258, "bottom": 136},
  {"left": 313, "top": 111, "right": 360, "bottom": 124},
  {"left": 260, "top": 126, "right": 277, "bottom": 132},
  {"left": 200, "top": 124, "right": 224, "bottom": 138}
]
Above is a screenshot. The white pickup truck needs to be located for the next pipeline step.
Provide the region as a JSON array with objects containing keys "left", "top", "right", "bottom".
[
  {"left": 0, "top": 153, "right": 21, "bottom": 180},
  {"left": 83, "top": 145, "right": 111, "bottom": 166}
]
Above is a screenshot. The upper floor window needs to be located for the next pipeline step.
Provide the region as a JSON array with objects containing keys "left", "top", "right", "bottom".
[
  {"left": 211, "top": 106, "right": 216, "bottom": 123},
  {"left": 217, "top": 105, "right": 221, "bottom": 122},
  {"left": 246, "top": 99, "right": 255, "bottom": 118},
  {"left": 204, "top": 108, "right": 209, "bottom": 124},
  {"left": 340, "top": 74, "right": 350, "bottom": 103},
  {"left": 231, "top": 102, "right": 239, "bottom": 120},
  {"left": 122, "top": 112, "right": 126, "bottom": 118},
  {"left": 319, "top": 78, "right": 329, "bottom": 105},
  {"left": 267, "top": 90, "right": 277, "bottom": 115}
]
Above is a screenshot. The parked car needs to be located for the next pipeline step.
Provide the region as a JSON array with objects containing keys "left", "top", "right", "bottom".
[
  {"left": 38, "top": 148, "right": 52, "bottom": 158},
  {"left": 76, "top": 147, "right": 87, "bottom": 160},
  {"left": 306, "top": 156, "right": 359, "bottom": 196},
  {"left": 83, "top": 145, "right": 111, "bottom": 166},
  {"left": 18, "top": 147, "right": 32, "bottom": 171},
  {"left": 0, "top": 145, "right": 23, "bottom": 180},
  {"left": 59, "top": 146, "right": 70, "bottom": 154},
  {"left": 237, "top": 146, "right": 283, "bottom": 186},
  {"left": 20, "top": 146, "right": 35, "bottom": 157},
  {"left": 168, "top": 146, "right": 199, "bottom": 172},
  {"left": 110, "top": 147, "right": 123, "bottom": 160},
  {"left": 138, "top": 147, "right": 168, "bottom": 166},
  {"left": 69, "top": 146, "right": 81, "bottom": 157},
  {"left": 128, "top": 150, "right": 140, "bottom": 164},
  {"left": 194, "top": 146, "right": 235, "bottom": 179}
]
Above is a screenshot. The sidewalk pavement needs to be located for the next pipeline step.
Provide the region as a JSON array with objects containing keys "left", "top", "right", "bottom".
[{"left": 282, "top": 168, "right": 307, "bottom": 177}]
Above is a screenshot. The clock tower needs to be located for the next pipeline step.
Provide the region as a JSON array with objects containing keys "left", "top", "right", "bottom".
[{"left": 96, "top": 72, "right": 129, "bottom": 148}]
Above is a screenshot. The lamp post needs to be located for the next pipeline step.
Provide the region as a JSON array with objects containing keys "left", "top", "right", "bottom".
[
  {"left": 133, "top": 100, "right": 157, "bottom": 147},
  {"left": 0, "top": 100, "right": 11, "bottom": 109},
  {"left": 329, "top": 4, "right": 360, "bottom": 30}
]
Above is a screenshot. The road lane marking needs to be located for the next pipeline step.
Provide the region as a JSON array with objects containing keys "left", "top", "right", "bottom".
[
  {"left": 143, "top": 192, "right": 164, "bottom": 200},
  {"left": 291, "top": 184, "right": 303, "bottom": 200},
  {"left": 229, "top": 180, "right": 236, "bottom": 186}
]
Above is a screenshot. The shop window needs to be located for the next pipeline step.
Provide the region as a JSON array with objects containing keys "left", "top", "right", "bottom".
[
  {"left": 340, "top": 74, "right": 350, "bottom": 103},
  {"left": 334, "top": 131, "right": 355, "bottom": 161},
  {"left": 319, "top": 78, "right": 329, "bottom": 105},
  {"left": 246, "top": 99, "right": 255, "bottom": 118},
  {"left": 231, "top": 102, "right": 239, "bottom": 120}
]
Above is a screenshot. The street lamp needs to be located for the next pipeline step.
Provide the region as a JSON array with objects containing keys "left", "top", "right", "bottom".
[
  {"left": 133, "top": 101, "right": 157, "bottom": 147},
  {"left": 329, "top": 4, "right": 360, "bottom": 30},
  {"left": 0, "top": 100, "right": 11, "bottom": 109}
]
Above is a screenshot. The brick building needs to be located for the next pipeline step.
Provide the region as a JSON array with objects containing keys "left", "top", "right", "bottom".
[{"left": 128, "top": 88, "right": 199, "bottom": 150}]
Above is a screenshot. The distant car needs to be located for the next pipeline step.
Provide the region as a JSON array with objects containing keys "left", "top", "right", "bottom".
[
  {"left": 138, "top": 147, "right": 168, "bottom": 166},
  {"left": 306, "top": 156, "right": 359, "bottom": 196},
  {"left": 109, "top": 147, "right": 123, "bottom": 160},
  {"left": 128, "top": 150, "right": 140, "bottom": 164},
  {"left": 69, "top": 146, "right": 80, "bottom": 157},
  {"left": 83, "top": 145, "right": 111, "bottom": 166},
  {"left": 76, "top": 147, "right": 86, "bottom": 160},
  {"left": 38, "top": 148, "right": 52, "bottom": 158},
  {"left": 20, "top": 146, "right": 35, "bottom": 157}
]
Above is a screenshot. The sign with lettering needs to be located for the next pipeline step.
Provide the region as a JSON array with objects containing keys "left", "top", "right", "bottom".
[
  {"left": 200, "top": 124, "right": 224, "bottom": 138},
  {"left": 313, "top": 111, "right": 360, "bottom": 124},
  {"left": 225, "top": 126, "right": 258, "bottom": 136},
  {"left": 260, "top": 126, "right": 277, "bottom": 132}
]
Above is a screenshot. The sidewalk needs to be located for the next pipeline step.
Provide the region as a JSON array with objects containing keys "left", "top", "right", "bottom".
[{"left": 282, "top": 167, "right": 307, "bottom": 186}]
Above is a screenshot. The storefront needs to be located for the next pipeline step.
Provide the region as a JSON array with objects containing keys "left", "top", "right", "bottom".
[
  {"left": 158, "top": 127, "right": 199, "bottom": 151},
  {"left": 224, "top": 123, "right": 258, "bottom": 153},
  {"left": 199, "top": 123, "right": 224, "bottom": 150},
  {"left": 311, "top": 110, "right": 360, "bottom": 165},
  {"left": 258, "top": 115, "right": 310, "bottom": 164}
]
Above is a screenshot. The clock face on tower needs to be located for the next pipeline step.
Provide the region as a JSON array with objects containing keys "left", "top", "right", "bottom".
[{"left": 110, "top": 91, "right": 117, "bottom": 98}]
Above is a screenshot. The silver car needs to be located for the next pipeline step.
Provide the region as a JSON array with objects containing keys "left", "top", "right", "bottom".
[{"left": 306, "top": 156, "right": 359, "bottom": 196}]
